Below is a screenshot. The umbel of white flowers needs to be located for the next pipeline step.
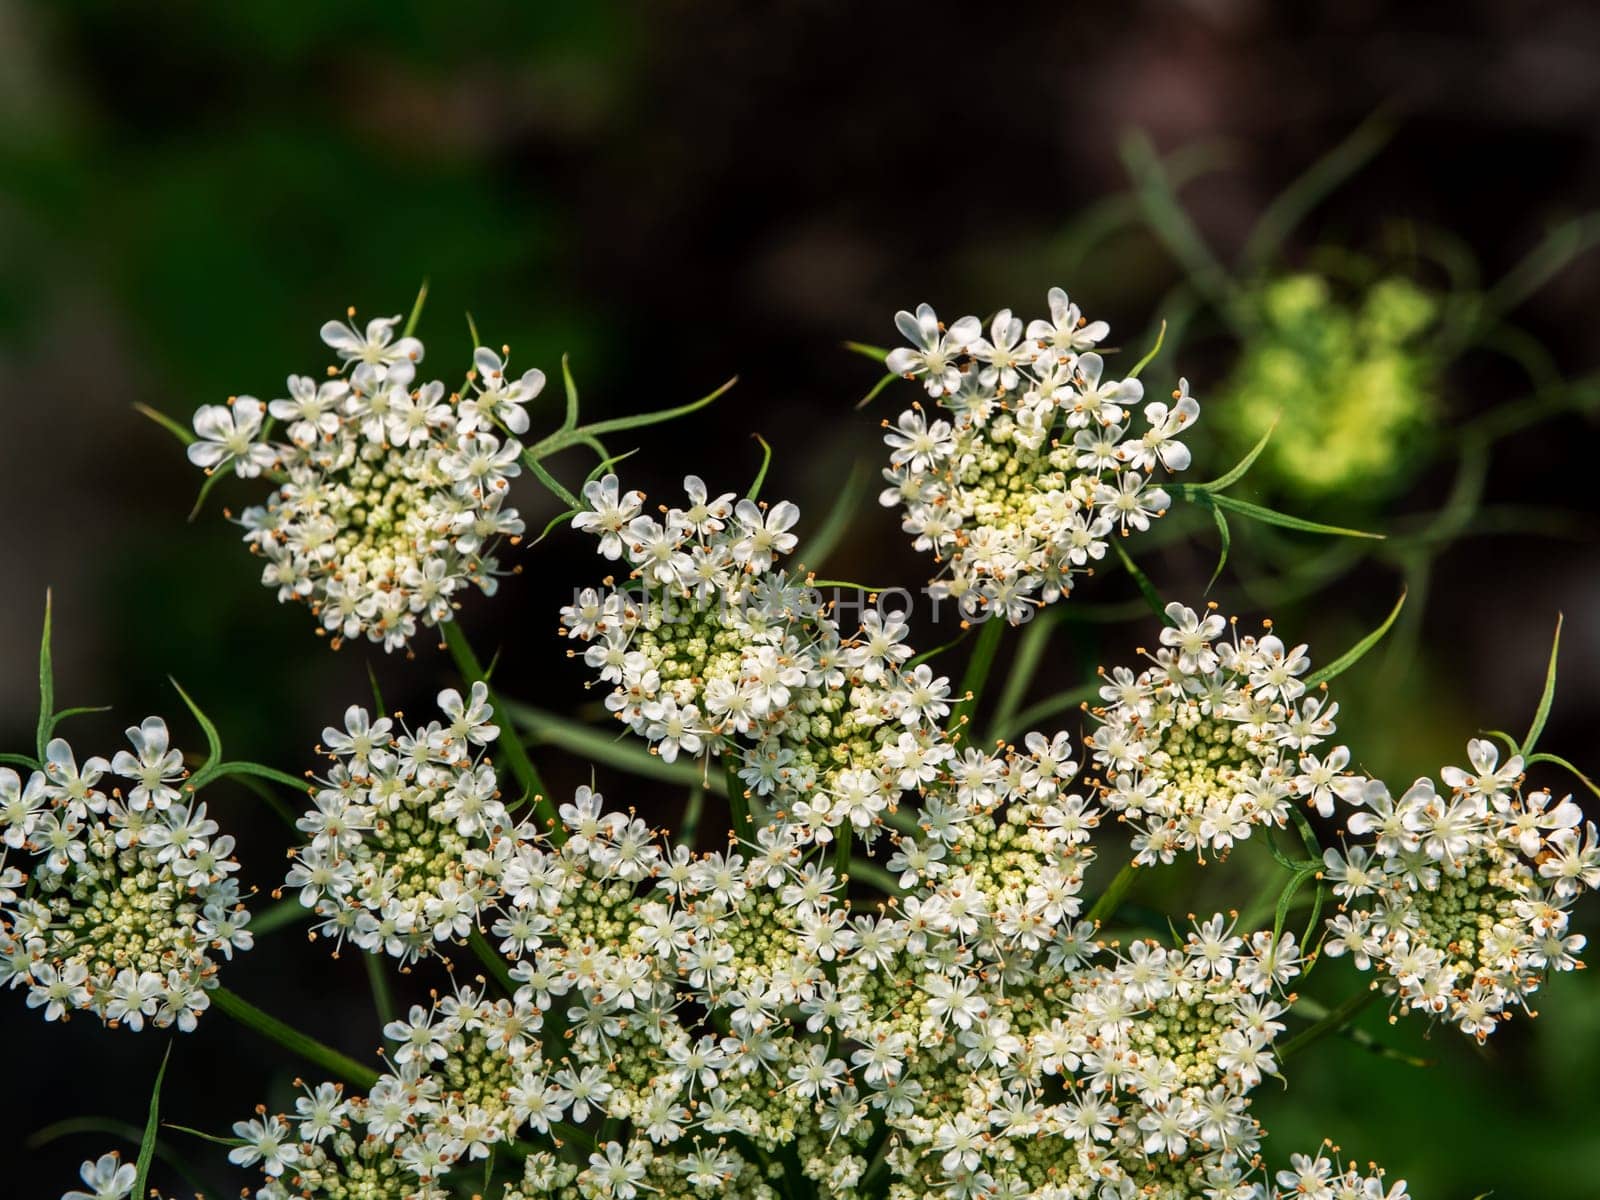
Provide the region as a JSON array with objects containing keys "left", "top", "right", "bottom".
[
  {"left": 228, "top": 774, "right": 1412, "bottom": 1200},
  {"left": 186, "top": 313, "right": 535, "bottom": 652},
  {"left": 286, "top": 682, "right": 513, "bottom": 965},
  {"left": 1087, "top": 601, "right": 1363, "bottom": 865},
  {"left": 1323, "top": 736, "right": 1599, "bottom": 1040},
  {"left": 0, "top": 718, "right": 250, "bottom": 1032},
  {"left": 879, "top": 289, "right": 1200, "bottom": 624},
  {"left": 562, "top": 472, "right": 958, "bottom": 850}
]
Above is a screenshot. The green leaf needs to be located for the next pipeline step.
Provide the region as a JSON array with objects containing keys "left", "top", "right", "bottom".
[
  {"left": 1272, "top": 861, "right": 1322, "bottom": 946},
  {"left": 745, "top": 434, "right": 774, "bottom": 501},
  {"left": 842, "top": 340, "right": 890, "bottom": 364},
  {"left": 46, "top": 705, "right": 113, "bottom": 740},
  {"left": 1241, "top": 106, "right": 1395, "bottom": 271},
  {"left": 508, "top": 702, "right": 722, "bottom": 794},
  {"left": 1205, "top": 501, "right": 1231, "bottom": 594},
  {"left": 134, "top": 401, "right": 197, "bottom": 446},
  {"left": 1202, "top": 491, "right": 1385, "bottom": 540},
  {"left": 1112, "top": 540, "right": 1169, "bottom": 623},
  {"left": 401, "top": 278, "right": 430, "bottom": 338},
  {"left": 560, "top": 354, "right": 580, "bottom": 433},
  {"left": 366, "top": 661, "right": 387, "bottom": 719},
  {"left": 987, "top": 609, "right": 1062, "bottom": 741},
  {"left": 947, "top": 616, "right": 1006, "bottom": 736},
  {"left": 532, "top": 377, "right": 735, "bottom": 457},
  {"left": 1199, "top": 415, "right": 1279, "bottom": 493},
  {"left": 995, "top": 683, "right": 1099, "bottom": 742},
  {"left": 36, "top": 591, "right": 53, "bottom": 762},
  {"left": 908, "top": 626, "right": 971, "bottom": 669},
  {"left": 1520, "top": 613, "right": 1564, "bottom": 756},
  {"left": 132, "top": 1042, "right": 172, "bottom": 1199},
  {"left": 525, "top": 455, "right": 581, "bottom": 509},
  {"left": 681, "top": 784, "right": 706, "bottom": 849},
  {"left": 1304, "top": 590, "right": 1407, "bottom": 688},
  {"left": 186, "top": 467, "right": 231, "bottom": 523},
  {"left": 164, "top": 1122, "right": 250, "bottom": 1148},
  {"left": 847, "top": 856, "right": 902, "bottom": 895},
  {"left": 1525, "top": 751, "right": 1600, "bottom": 800},
  {"left": 168, "top": 678, "right": 223, "bottom": 770},
  {"left": 442, "top": 622, "right": 565, "bottom": 842},
  {"left": 1120, "top": 130, "right": 1237, "bottom": 312},
  {"left": 1126, "top": 320, "right": 1166, "bottom": 379},
  {"left": 250, "top": 895, "right": 311, "bottom": 937},
  {"left": 794, "top": 460, "right": 869, "bottom": 572},
  {"left": 209, "top": 986, "right": 380, "bottom": 1088},
  {"left": 855, "top": 370, "right": 899, "bottom": 410}
]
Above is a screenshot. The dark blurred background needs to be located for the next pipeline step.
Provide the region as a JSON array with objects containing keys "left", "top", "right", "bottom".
[{"left": 3, "top": 1, "right": 1598, "bottom": 1195}]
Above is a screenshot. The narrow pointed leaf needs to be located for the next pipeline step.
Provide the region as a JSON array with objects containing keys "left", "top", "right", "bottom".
[
  {"left": 134, "top": 402, "right": 198, "bottom": 446},
  {"left": 855, "top": 370, "right": 899, "bottom": 410},
  {"left": 1520, "top": 613, "right": 1564, "bottom": 756},
  {"left": 132, "top": 1043, "right": 172, "bottom": 1199},
  {"left": 1200, "top": 415, "right": 1279, "bottom": 493},
  {"left": 525, "top": 456, "right": 581, "bottom": 509},
  {"left": 169, "top": 678, "right": 223, "bottom": 769},
  {"left": 36, "top": 591, "right": 53, "bottom": 761},
  {"left": 1112, "top": 540, "right": 1169, "bottom": 623},
  {"left": 561, "top": 354, "right": 580, "bottom": 432},
  {"left": 1126, "top": 320, "right": 1166, "bottom": 379},
  {"left": 1205, "top": 491, "right": 1384, "bottom": 539},
  {"left": 251, "top": 895, "right": 312, "bottom": 936},
  {"left": 745, "top": 434, "right": 774, "bottom": 501},
  {"left": 1241, "top": 107, "right": 1395, "bottom": 271},
  {"left": 1525, "top": 751, "right": 1599, "bottom": 799},
  {"left": 1205, "top": 501, "right": 1231, "bottom": 594},
  {"left": 401, "top": 278, "right": 430, "bottom": 338},
  {"left": 795, "top": 460, "right": 869, "bottom": 571},
  {"left": 1304, "top": 591, "right": 1407, "bottom": 688},
  {"left": 209, "top": 986, "right": 380, "bottom": 1088},
  {"left": 843, "top": 340, "right": 890, "bottom": 364}
]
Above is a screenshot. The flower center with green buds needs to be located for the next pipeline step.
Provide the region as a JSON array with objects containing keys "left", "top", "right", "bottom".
[
  {"left": 44, "top": 843, "right": 199, "bottom": 983},
  {"left": 366, "top": 804, "right": 470, "bottom": 902},
  {"left": 1408, "top": 863, "right": 1524, "bottom": 976}
]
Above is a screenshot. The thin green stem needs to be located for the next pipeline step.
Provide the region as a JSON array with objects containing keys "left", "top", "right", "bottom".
[
  {"left": 947, "top": 617, "right": 1006, "bottom": 739},
  {"left": 1086, "top": 860, "right": 1139, "bottom": 926},
  {"left": 833, "top": 825, "right": 853, "bottom": 884},
  {"left": 210, "top": 986, "right": 380, "bottom": 1089},
  {"left": 468, "top": 926, "right": 518, "bottom": 995},
  {"left": 364, "top": 953, "right": 397, "bottom": 1028},
  {"left": 725, "top": 756, "right": 753, "bottom": 838},
  {"left": 441, "top": 620, "right": 565, "bottom": 843},
  {"left": 1277, "top": 987, "right": 1379, "bottom": 1061}
]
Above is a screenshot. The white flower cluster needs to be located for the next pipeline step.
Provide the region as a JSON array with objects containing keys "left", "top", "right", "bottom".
[
  {"left": 0, "top": 719, "right": 250, "bottom": 1032},
  {"left": 1087, "top": 602, "right": 1360, "bottom": 864},
  {"left": 879, "top": 289, "right": 1199, "bottom": 622},
  {"left": 187, "top": 312, "right": 534, "bottom": 652},
  {"left": 840, "top": 738, "right": 1306, "bottom": 1200},
  {"left": 562, "top": 474, "right": 956, "bottom": 848},
  {"left": 286, "top": 683, "right": 512, "bottom": 964},
  {"left": 1322, "top": 737, "right": 1600, "bottom": 1040},
  {"left": 227, "top": 753, "right": 1394, "bottom": 1200}
]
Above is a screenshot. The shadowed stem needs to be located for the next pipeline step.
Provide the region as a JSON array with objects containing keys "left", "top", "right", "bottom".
[
  {"left": 1278, "top": 986, "right": 1380, "bottom": 1061},
  {"left": 1086, "top": 859, "right": 1140, "bottom": 926},
  {"left": 948, "top": 616, "right": 1007, "bottom": 738},
  {"left": 441, "top": 619, "right": 565, "bottom": 843},
  {"left": 210, "top": 986, "right": 380, "bottom": 1089}
]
